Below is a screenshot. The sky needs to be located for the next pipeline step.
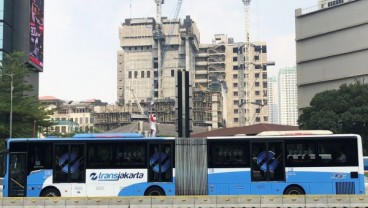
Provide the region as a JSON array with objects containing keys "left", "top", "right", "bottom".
[{"left": 41, "top": 0, "right": 318, "bottom": 104}]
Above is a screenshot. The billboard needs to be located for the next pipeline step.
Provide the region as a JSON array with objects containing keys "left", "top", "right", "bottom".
[{"left": 29, "top": 0, "right": 44, "bottom": 70}]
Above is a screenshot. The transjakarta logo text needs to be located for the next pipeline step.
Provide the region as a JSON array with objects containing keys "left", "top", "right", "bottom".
[{"left": 90, "top": 172, "right": 144, "bottom": 181}]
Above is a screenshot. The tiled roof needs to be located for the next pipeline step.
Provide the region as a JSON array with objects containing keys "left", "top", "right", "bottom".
[{"left": 39, "top": 96, "right": 58, "bottom": 100}]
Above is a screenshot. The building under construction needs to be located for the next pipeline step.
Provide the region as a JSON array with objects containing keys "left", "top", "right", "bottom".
[
  {"left": 116, "top": 1, "right": 271, "bottom": 129},
  {"left": 195, "top": 34, "right": 270, "bottom": 128}
]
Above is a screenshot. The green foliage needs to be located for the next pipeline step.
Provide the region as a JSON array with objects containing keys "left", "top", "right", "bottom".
[
  {"left": 298, "top": 82, "right": 368, "bottom": 154},
  {"left": 0, "top": 52, "right": 54, "bottom": 148}
]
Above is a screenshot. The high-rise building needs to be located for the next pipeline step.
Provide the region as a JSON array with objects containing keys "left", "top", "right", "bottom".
[
  {"left": 267, "top": 68, "right": 298, "bottom": 126},
  {"left": 295, "top": 0, "right": 368, "bottom": 110},
  {"left": 195, "top": 34, "right": 269, "bottom": 127},
  {"left": 1, "top": 0, "right": 44, "bottom": 96},
  {"left": 278, "top": 67, "right": 298, "bottom": 126},
  {"left": 267, "top": 75, "right": 279, "bottom": 124}
]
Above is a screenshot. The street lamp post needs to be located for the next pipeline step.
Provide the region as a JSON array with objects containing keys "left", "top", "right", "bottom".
[{"left": 4, "top": 72, "right": 14, "bottom": 138}]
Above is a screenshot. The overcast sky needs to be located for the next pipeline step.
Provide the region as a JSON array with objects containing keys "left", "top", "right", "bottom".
[{"left": 41, "top": 0, "right": 317, "bottom": 104}]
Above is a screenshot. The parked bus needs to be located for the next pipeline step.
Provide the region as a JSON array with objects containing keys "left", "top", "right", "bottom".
[{"left": 0, "top": 131, "right": 365, "bottom": 197}]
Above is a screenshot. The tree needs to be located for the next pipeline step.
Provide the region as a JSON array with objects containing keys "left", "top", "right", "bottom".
[
  {"left": 0, "top": 52, "right": 54, "bottom": 149},
  {"left": 298, "top": 81, "right": 368, "bottom": 154}
]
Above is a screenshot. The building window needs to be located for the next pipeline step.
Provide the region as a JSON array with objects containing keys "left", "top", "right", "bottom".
[
  {"left": 255, "top": 82, "right": 260, "bottom": 87},
  {"left": 234, "top": 118, "right": 239, "bottom": 123},
  {"left": 233, "top": 83, "right": 238, "bottom": 88},
  {"left": 255, "top": 91, "right": 260, "bottom": 96},
  {"left": 233, "top": 48, "right": 238, "bottom": 53},
  {"left": 234, "top": 100, "right": 239, "bottom": 106},
  {"left": 256, "top": 109, "right": 261, "bottom": 113},
  {"left": 263, "top": 82, "right": 267, "bottom": 88},
  {"left": 147, "top": 71, "right": 150, "bottom": 78},
  {"left": 255, "top": 117, "right": 261, "bottom": 122},
  {"left": 134, "top": 71, "right": 138, "bottom": 78},
  {"left": 264, "top": 116, "right": 268, "bottom": 122},
  {"left": 255, "top": 56, "right": 259, "bottom": 61},
  {"left": 233, "top": 91, "right": 238, "bottom": 96},
  {"left": 234, "top": 109, "right": 238, "bottom": 114},
  {"left": 141, "top": 71, "right": 144, "bottom": 78},
  {"left": 262, "top": 73, "right": 267, "bottom": 79},
  {"left": 171, "top": 70, "right": 175, "bottom": 77},
  {"left": 233, "top": 57, "right": 238, "bottom": 62},
  {"left": 233, "top": 66, "right": 239, "bottom": 70},
  {"left": 128, "top": 71, "right": 132, "bottom": 78},
  {"left": 255, "top": 73, "right": 260, "bottom": 78}
]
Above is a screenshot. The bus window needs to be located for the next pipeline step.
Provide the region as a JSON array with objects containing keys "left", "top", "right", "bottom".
[
  {"left": 87, "top": 143, "right": 113, "bottom": 168},
  {"left": 317, "top": 140, "right": 358, "bottom": 166},
  {"left": 208, "top": 141, "right": 249, "bottom": 168},
  {"left": 27, "top": 143, "right": 52, "bottom": 173},
  {"left": 115, "top": 142, "right": 146, "bottom": 168},
  {"left": 285, "top": 142, "right": 317, "bottom": 167}
]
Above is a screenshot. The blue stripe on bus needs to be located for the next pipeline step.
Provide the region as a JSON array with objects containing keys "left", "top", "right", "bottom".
[
  {"left": 207, "top": 171, "right": 365, "bottom": 195},
  {"left": 21, "top": 170, "right": 365, "bottom": 197}
]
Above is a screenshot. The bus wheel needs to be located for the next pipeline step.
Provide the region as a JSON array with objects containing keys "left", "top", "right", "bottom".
[
  {"left": 144, "top": 187, "right": 165, "bottom": 196},
  {"left": 284, "top": 186, "right": 305, "bottom": 195},
  {"left": 41, "top": 188, "right": 61, "bottom": 197}
]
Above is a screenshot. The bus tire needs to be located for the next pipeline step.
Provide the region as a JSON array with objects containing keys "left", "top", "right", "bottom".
[
  {"left": 283, "top": 186, "right": 305, "bottom": 195},
  {"left": 41, "top": 187, "right": 61, "bottom": 197},
  {"left": 144, "top": 186, "right": 165, "bottom": 196}
]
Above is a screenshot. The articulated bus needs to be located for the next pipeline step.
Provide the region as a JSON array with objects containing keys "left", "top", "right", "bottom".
[{"left": 0, "top": 131, "right": 365, "bottom": 197}]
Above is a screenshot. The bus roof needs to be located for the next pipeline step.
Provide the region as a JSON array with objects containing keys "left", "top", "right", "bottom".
[
  {"left": 256, "top": 130, "right": 333, "bottom": 136},
  {"left": 72, "top": 133, "right": 144, "bottom": 138}
]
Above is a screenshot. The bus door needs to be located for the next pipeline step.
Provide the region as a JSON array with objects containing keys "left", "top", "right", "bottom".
[
  {"left": 8, "top": 152, "right": 27, "bottom": 197},
  {"left": 53, "top": 144, "right": 85, "bottom": 185},
  {"left": 250, "top": 142, "right": 284, "bottom": 193},
  {"left": 148, "top": 143, "right": 173, "bottom": 182}
]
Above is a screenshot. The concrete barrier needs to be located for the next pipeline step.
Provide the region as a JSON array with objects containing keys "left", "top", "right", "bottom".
[
  {"left": 108, "top": 197, "right": 130, "bottom": 208},
  {"left": 44, "top": 197, "right": 66, "bottom": 208},
  {"left": 237, "top": 195, "right": 261, "bottom": 208},
  {"left": 260, "top": 195, "right": 283, "bottom": 208},
  {"left": 305, "top": 195, "right": 328, "bottom": 208},
  {"left": 282, "top": 195, "right": 305, "bottom": 208},
  {"left": 327, "top": 195, "right": 350, "bottom": 208},
  {"left": 151, "top": 196, "right": 173, "bottom": 208},
  {"left": 87, "top": 197, "right": 110, "bottom": 208},
  {"left": 64, "top": 197, "right": 87, "bottom": 208},
  {"left": 192, "top": 196, "right": 216, "bottom": 208},
  {"left": 349, "top": 195, "right": 368, "bottom": 208},
  {"left": 129, "top": 196, "right": 152, "bottom": 208},
  {"left": 2, "top": 197, "right": 24, "bottom": 208},
  {"left": 0, "top": 194, "right": 367, "bottom": 207},
  {"left": 213, "top": 195, "right": 239, "bottom": 208},
  {"left": 172, "top": 196, "right": 195, "bottom": 208},
  {"left": 24, "top": 197, "right": 45, "bottom": 208}
]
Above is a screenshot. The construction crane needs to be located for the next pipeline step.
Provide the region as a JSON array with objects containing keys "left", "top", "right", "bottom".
[
  {"left": 152, "top": 0, "right": 183, "bottom": 101},
  {"left": 238, "top": 0, "right": 251, "bottom": 126},
  {"left": 127, "top": 87, "right": 148, "bottom": 120}
]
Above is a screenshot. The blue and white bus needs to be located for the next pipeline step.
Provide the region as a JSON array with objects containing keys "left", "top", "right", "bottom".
[{"left": 0, "top": 131, "right": 365, "bottom": 197}]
